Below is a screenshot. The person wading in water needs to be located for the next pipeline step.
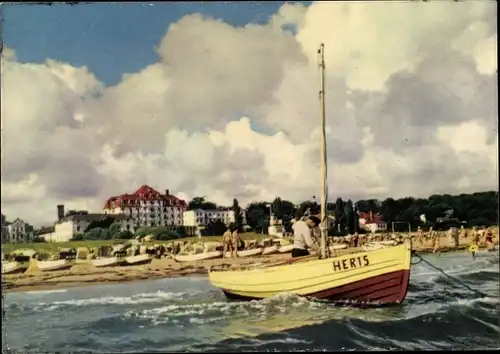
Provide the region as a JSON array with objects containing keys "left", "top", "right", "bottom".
[
  {"left": 291, "top": 216, "right": 321, "bottom": 258},
  {"left": 468, "top": 226, "right": 481, "bottom": 259}
]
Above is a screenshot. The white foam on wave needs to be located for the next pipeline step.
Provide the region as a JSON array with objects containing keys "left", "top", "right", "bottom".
[
  {"left": 24, "top": 289, "right": 68, "bottom": 295},
  {"left": 123, "top": 293, "right": 324, "bottom": 326},
  {"left": 454, "top": 296, "right": 499, "bottom": 306},
  {"left": 23, "top": 290, "right": 200, "bottom": 312}
]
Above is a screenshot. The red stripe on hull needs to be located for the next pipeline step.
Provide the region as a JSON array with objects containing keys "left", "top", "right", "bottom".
[{"left": 222, "top": 269, "right": 410, "bottom": 306}]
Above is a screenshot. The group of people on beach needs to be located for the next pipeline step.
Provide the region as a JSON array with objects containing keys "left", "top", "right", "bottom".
[
  {"left": 222, "top": 223, "right": 243, "bottom": 258},
  {"left": 415, "top": 225, "right": 496, "bottom": 253},
  {"left": 290, "top": 214, "right": 497, "bottom": 259}
]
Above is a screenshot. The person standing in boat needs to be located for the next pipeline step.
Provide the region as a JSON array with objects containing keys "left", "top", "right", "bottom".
[{"left": 291, "top": 216, "right": 321, "bottom": 258}]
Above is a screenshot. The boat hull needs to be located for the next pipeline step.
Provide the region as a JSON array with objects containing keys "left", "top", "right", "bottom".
[
  {"left": 174, "top": 251, "right": 223, "bottom": 262},
  {"left": 125, "top": 254, "right": 153, "bottom": 265},
  {"left": 225, "top": 248, "right": 263, "bottom": 258},
  {"left": 37, "top": 259, "right": 75, "bottom": 272},
  {"left": 278, "top": 245, "right": 294, "bottom": 254},
  {"left": 262, "top": 245, "right": 279, "bottom": 256},
  {"left": 91, "top": 257, "right": 125, "bottom": 268},
  {"left": 210, "top": 240, "right": 412, "bottom": 306},
  {"left": 1, "top": 261, "right": 29, "bottom": 275},
  {"left": 222, "top": 269, "right": 409, "bottom": 305}
]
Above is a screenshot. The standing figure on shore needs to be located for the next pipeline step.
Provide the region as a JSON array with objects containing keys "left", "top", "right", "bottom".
[
  {"left": 471, "top": 227, "right": 481, "bottom": 245},
  {"left": 417, "top": 226, "right": 424, "bottom": 246},
  {"left": 222, "top": 227, "right": 234, "bottom": 258},
  {"left": 223, "top": 224, "right": 240, "bottom": 258},
  {"left": 428, "top": 227, "right": 439, "bottom": 253},
  {"left": 231, "top": 224, "right": 242, "bottom": 256},
  {"left": 459, "top": 225, "right": 467, "bottom": 239},
  {"left": 448, "top": 227, "right": 459, "bottom": 248},
  {"left": 484, "top": 226, "right": 494, "bottom": 251}
]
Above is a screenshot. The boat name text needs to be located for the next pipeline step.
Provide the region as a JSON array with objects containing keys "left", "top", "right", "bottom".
[{"left": 332, "top": 255, "right": 369, "bottom": 272}]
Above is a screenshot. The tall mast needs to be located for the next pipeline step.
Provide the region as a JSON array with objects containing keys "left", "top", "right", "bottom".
[{"left": 318, "top": 43, "right": 328, "bottom": 259}]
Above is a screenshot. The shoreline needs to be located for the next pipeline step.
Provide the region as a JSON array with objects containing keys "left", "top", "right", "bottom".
[{"left": 3, "top": 241, "right": 497, "bottom": 294}]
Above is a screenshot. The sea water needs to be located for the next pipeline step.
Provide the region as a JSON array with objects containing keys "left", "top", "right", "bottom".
[{"left": 3, "top": 251, "right": 499, "bottom": 352}]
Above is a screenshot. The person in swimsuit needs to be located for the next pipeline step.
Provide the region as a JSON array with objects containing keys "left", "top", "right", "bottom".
[
  {"left": 417, "top": 226, "right": 424, "bottom": 246},
  {"left": 292, "top": 216, "right": 321, "bottom": 258},
  {"left": 428, "top": 227, "right": 439, "bottom": 253},
  {"left": 484, "top": 226, "right": 494, "bottom": 251},
  {"left": 222, "top": 225, "right": 238, "bottom": 258}
]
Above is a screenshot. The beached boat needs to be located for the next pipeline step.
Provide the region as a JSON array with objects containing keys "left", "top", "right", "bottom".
[
  {"left": 278, "top": 244, "right": 295, "bottom": 254},
  {"left": 91, "top": 257, "right": 125, "bottom": 268},
  {"left": 361, "top": 242, "right": 394, "bottom": 252},
  {"left": 330, "top": 244, "right": 348, "bottom": 251},
  {"left": 37, "top": 259, "right": 75, "bottom": 272},
  {"left": 208, "top": 44, "right": 412, "bottom": 306},
  {"left": 262, "top": 245, "right": 280, "bottom": 256},
  {"left": 225, "top": 247, "right": 263, "bottom": 258},
  {"left": 2, "top": 260, "right": 30, "bottom": 275},
  {"left": 125, "top": 254, "right": 153, "bottom": 265},
  {"left": 174, "top": 251, "right": 223, "bottom": 262}
]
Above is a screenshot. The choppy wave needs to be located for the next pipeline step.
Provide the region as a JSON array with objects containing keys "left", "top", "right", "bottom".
[{"left": 3, "top": 252, "right": 499, "bottom": 352}]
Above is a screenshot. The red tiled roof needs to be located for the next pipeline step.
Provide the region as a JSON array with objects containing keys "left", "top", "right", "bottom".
[
  {"left": 103, "top": 185, "right": 187, "bottom": 209},
  {"left": 359, "top": 212, "right": 385, "bottom": 224}
]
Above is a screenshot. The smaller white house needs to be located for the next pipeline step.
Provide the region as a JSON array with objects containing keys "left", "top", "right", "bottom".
[
  {"left": 5, "top": 218, "right": 33, "bottom": 244},
  {"left": 358, "top": 212, "right": 388, "bottom": 233},
  {"left": 183, "top": 209, "right": 246, "bottom": 227},
  {"left": 42, "top": 213, "right": 133, "bottom": 243}
]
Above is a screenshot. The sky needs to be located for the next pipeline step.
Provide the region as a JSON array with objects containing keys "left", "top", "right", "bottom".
[{"left": 1, "top": 1, "right": 497, "bottom": 226}]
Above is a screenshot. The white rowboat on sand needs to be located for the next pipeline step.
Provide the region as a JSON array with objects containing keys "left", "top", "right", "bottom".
[
  {"left": 125, "top": 254, "right": 153, "bottom": 265},
  {"left": 1, "top": 261, "right": 29, "bottom": 275},
  {"left": 361, "top": 242, "right": 390, "bottom": 252},
  {"left": 174, "top": 251, "right": 223, "bottom": 262},
  {"left": 278, "top": 244, "right": 295, "bottom": 254},
  {"left": 225, "top": 248, "right": 263, "bottom": 258},
  {"left": 329, "top": 244, "right": 348, "bottom": 251},
  {"left": 37, "top": 259, "right": 75, "bottom": 272},
  {"left": 91, "top": 257, "right": 125, "bottom": 268},
  {"left": 262, "top": 245, "right": 280, "bottom": 256}
]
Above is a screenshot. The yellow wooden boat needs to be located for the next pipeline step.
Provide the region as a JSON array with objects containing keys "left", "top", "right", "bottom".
[
  {"left": 208, "top": 44, "right": 413, "bottom": 306},
  {"left": 209, "top": 239, "right": 411, "bottom": 304}
]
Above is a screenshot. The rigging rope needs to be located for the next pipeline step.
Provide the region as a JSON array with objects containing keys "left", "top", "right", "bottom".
[{"left": 411, "top": 252, "right": 489, "bottom": 298}]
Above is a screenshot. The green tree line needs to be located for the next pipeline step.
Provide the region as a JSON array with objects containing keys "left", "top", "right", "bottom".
[{"left": 5, "top": 190, "right": 497, "bottom": 242}]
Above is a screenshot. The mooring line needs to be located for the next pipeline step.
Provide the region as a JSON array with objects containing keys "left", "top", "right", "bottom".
[{"left": 411, "top": 252, "right": 490, "bottom": 298}]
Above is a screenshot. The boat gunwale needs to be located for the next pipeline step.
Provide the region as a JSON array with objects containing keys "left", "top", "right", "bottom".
[{"left": 210, "top": 242, "right": 410, "bottom": 274}]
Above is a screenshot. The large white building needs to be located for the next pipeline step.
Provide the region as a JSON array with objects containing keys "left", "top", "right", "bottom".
[
  {"left": 4, "top": 218, "right": 33, "bottom": 244},
  {"left": 183, "top": 208, "right": 246, "bottom": 227},
  {"left": 103, "top": 185, "right": 187, "bottom": 227},
  {"left": 41, "top": 206, "right": 131, "bottom": 243}
]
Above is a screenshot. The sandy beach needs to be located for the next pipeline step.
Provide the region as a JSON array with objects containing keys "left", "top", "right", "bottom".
[{"left": 3, "top": 238, "right": 497, "bottom": 293}]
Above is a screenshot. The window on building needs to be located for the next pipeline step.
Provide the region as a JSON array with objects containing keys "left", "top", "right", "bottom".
[{"left": 77, "top": 226, "right": 81, "bottom": 232}]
